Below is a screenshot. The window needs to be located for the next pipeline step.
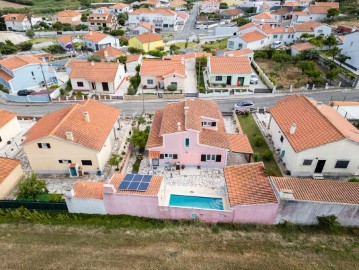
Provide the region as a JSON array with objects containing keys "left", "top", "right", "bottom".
[
  {"left": 215, "top": 76, "right": 222, "bottom": 81},
  {"left": 81, "top": 160, "right": 93, "bottom": 166},
  {"left": 261, "top": 40, "right": 264, "bottom": 44},
  {"left": 202, "top": 121, "right": 216, "bottom": 127},
  {"left": 280, "top": 135, "right": 284, "bottom": 143},
  {"left": 163, "top": 154, "right": 178, "bottom": 159},
  {"left": 0, "top": 136, "right": 2, "bottom": 142},
  {"left": 31, "top": 71, "right": 34, "bottom": 77},
  {"left": 228, "top": 41, "right": 234, "bottom": 48},
  {"left": 303, "top": 159, "right": 313, "bottom": 166},
  {"left": 37, "top": 143, "right": 51, "bottom": 149},
  {"left": 206, "top": 154, "right": 216, "bottom": 161},
  {"left": 201, "top": 154, "right": 222, "bottom": 162},
  {"left": 147, "top": 79, "right": 153, "bottom": 84},
  {"left": 77, "top": 82, "right": 84, "bottom": 87},
  {"left": 318, "top": 30, "right": 323, "bottom": 33},
  {"left": 273, "top": 35, "right": 278, "bottom": 39},
  {"left": 59, "top": 160, "right": 72, "bottom": 164},
  {"left": 335, "top": 160, "right": 350, "bottom": 169},
  {"left": 350, "top": 41, "right": 353, "bottom": 47},
  {"left": 102, "top": 82, "right": 109, "bottom": 91},
  {"left": 171, "top": 82, "right": 177, "bottom": 86},
  {"left": 184, "top": 138, "right": 190, "bottom": 148}
]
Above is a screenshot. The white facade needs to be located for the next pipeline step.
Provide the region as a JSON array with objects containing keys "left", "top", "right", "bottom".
[
  {"left": 129, "top": 25, "right": 154, "bottom": 36},
  {"left": 227, "top": 35, "right": 268, "bottom": 50},
  {"left": 339, "top": 31, "right": 359, "bottom": 71},
  {"left": 4, "top": 16, "right": 41, "bottom": 31},
  {"left": 84, "top": 35, "right": 119, "bottom": 51},
  {"left": 110, "top": 5, "right": 133, "bottom": 14},
  {"left": 0, "top": 117, "right": 21, "bottom": 149},
  {"left": 128, "top": 10, "right": 178, "bottom": 31},
  {"left": 65, "top": 191, "right": 106, "bottom": 214},
  {"left": 200, "top": 1, "right": 220, "bottom": 13}
]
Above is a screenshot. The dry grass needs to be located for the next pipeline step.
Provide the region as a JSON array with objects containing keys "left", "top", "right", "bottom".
[
  {"left": 329, "top": 19, "right": 359, "bottom": 28},
  {"left": 0, "top": 223, "right": 358, "bottom": 270},
  {"left": 0, "top": 0, "right": 28, "bottom": 8}
]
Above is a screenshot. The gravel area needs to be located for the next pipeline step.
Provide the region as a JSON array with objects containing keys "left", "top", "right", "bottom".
[{"left": 223, "top": 116, "right": 238, "bottom": 134}]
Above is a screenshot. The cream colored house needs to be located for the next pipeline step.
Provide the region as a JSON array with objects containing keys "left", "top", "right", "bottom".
[
  {"left": 0, "top": 158, "right": 23, "bottom": 199},
  {"left": 0, "top": 110, "right": 21, "bottom": 149},
  {"left": 22, "top": 99, "right": 121, "bottom": 175}
]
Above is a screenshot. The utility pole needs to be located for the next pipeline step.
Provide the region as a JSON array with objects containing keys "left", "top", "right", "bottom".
[{"left": 40, "top": 63, "right": 51, "bottom": 102}]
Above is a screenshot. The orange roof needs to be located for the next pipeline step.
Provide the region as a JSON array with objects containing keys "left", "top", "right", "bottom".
[
  {"left": 239, "top": 22, "right": 255, "bottom": 31},
  {"left": 133, "top": 32, "right": 163, "bottom": 43},
  {"left": 140, "top": 59, "right": 186, "bottom": 77},
  {"left": 224, "top": 48, "right": 254, "bottom": 57},
  {"left": 177, "top": 11, "right": 189, "bottom": 20},
  {"left": 23, "top": 99, "right": 121, "bottom": 151},
  {"left": 271, "top": 7, "right": 291, "bottom": 14},
  {"left": 169, "top": 52, "right": 212, "bottom": 60},
  {"left": 126, "top": 54, "right": 141, "bottom": 63},
  {"left": 307, "top": 6, "right": 331, "bottom": 14},
  {"left": 315, "top": 2, "right": 339, "bottom": 9},
  {"left": 110, "top": 173, "right": 163, "bottom": 196},
  {"left": 291, "top": 42, "right": 316, "bottom": 51},
  {"left": 69, "top": 61, "right": 122, "bottom": 82},
  {"left": 253, "top": 12, "right": 273, "bottom": 19},
  {"left": 239, "top": 30, "right": 267, "bottom": 42},
  {"left": 224, "top": 163, "right": 278, "bottom": 206},
  {"left": 330, "top": 101, "right": 359, "bottom": 107},
  {"left": 269, "top": 95, "right": 359, "bottom": 152},
  {"left": 0, "top": 158, "right": 21, "bottom": 184},
  {"left": 271, "top": 177, "right": 359, "bottom": 204},
  {"left": 93, "top": 46, "right": 125, "bottom": 59},
  {"left": 146, "top": 109, "right": 163, "bottom": 148},
  {"left": 261, "top": 24, "right": 295, "bottom": 34},
  {"left": 88, "top": 13, "right": 115, "bottom": 23},
  {"left": 208, "top": 56, "right": 251, "bottom": 74},
  {"left": 110, "top": 3, "right": 129, "bottom": 8},
  {"left": 0, "top": 70, "right": 14, "bottom": 82},
  {"left": 293, "top": 21, "right": 324, "bottom": 32},
  {"left": 170, "top": 0, "right": 187, "bottom": 8},
  {"left": 0, "top": 110, "right": 16, "bottom": 129},
  {"left": 73, "top": 181, "right": 104, "bottom": 199},
  {"left": 227, "top": 134, "right": 253, "bottom": 153},
  {"left": 0, "top": 56, "right": 44, "bottom": 71},
  {"left": 293, "top": 11, "right": 310, "bottom": 16},
  {"left": 221, "top": 9, "right": 243, "bottom": 16},
  {"left": 148, "top": 150, "right": 160, "bottom": 158},
  {"left": 57, "top": 35, "right": 74, "bottom": 44},
  {"left": 57, "top": 10, "right": 81, "bottom": 18},
  {"left": 83, "top": 31, "right": 109, "bottom": 42},
  {"left": 130, "top": 7, "right": 176, "bottom": 16},
  {"left": 3, "top": 13, "right": 26, "bottom": 22},
  {"left": 283, "top": 2, "right": 299, "bottom": 7},
  {"left": 137, "top": 22, "right": 155, "bottom": 30}
]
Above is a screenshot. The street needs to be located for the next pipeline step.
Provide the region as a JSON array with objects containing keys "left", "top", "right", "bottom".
[{"left": 1, "top": 90, "right": 358, "bottom": 117}]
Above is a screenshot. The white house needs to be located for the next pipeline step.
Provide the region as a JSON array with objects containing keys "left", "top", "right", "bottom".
[
  {"left": 88, "top": 7, "right": 118, "bottom": 31},
  {"left": 177, "top": 11, "right": 189, "bottom": 25},
  {"left": 3, "top": 13, "right": 41, "bottom": 31},
  {"left": 269, "top": 95, "right": 359, "bottom": 177},
  {"left": 290, "top": 42, "right": 316, "bottom": 56},
  {"left": 250, "top": 12, "right": 280, "bottom": 26},
  {"left": 82, "top": 31, "right": 119, "bottom": 51},
  {"left": 128, "top": 8, "right": 178, "bottom": 31},
  {"left": 68, "top": 61, "right": 126, "bottom": 94},
  {"left": 224, "top": 48, "right": 254, "bottom": 62},
  {"left": 227, "top": 30, "right": 267, "bottom": 50},
  {"left": 339, "top": 31, "right": 359, "bottom": 71},
  {"left": 109, "top": 3, "right": 133, "bottom": 14},
  {"left": 129, "top": 22, "right": 155, "bottom": 36},
  {"left": 126, "top": 54, "right": 143, "bottom": 76},
  {"left": 0, "top": 110, "right": 21, "bottom": 150},
  {"left": 200, "top": 0, "right": 220, "bottom": 13},
  {"left": 292, "top": 3, "right": 339, "bottom": 23},
  {"left": 57, "top": 35, "right": 83, "bottom": 51}
]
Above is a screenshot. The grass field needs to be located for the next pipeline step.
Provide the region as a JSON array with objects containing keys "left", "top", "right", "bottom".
[
  {"left": 31, "top": 37, "right": 57, "bottom": 44},
  {"left": 238, "top": 114, "right": 282, "bottom": 176},
  {"left": 202, "top": 38, "right": 229, "bottom": 50},
  {"left": 0, "top": 0, "right": 28, "bottom": 8}
]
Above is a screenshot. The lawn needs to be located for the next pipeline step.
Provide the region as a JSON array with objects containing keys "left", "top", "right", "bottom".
[
  {"left": 202, "top": 38, "right": 229, "bottom": 50},
  {"left": 0, "top": 210, "right": 358, "bottom": 270},
  {"left": 176, "top": 41, "right": 198, "bottom": 49},
  {"left": 238, "top": 114, "right": 282, "bottom": 176},
  {"left": 30, "top": 37, "right": 57, "bottom": 44}
]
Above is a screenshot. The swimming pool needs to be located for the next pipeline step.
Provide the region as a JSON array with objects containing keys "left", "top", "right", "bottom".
[{"left": 169, "top": 194, "right": 224, "bottom": 210}]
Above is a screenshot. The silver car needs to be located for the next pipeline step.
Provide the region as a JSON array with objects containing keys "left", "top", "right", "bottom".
[
  {"left": 234, "top": 100, "right": 255, "bottom": 114},
  {"left": 250, "top": 74, "right": 259, "bottom": 84}
]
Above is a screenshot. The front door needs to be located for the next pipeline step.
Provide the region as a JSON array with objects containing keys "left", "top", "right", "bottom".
[
  {"left": 314, "top": 160, "right": 326, "bottom": 174},
  {"left": 102, "top": 82, "right": 109, "bottom": 91},
  {"left": 226, "top": 76, "right": 232, "bottom": 85},
  {"left": 70, "top": 167, "right": 78, "bottom": 177},
  {"left": 237, "top": 77, "right": 244, "bottom": 86}
]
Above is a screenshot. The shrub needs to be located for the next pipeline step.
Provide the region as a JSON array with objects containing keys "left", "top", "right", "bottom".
[
  {"left": 254, "top": 135, "right": 265, "bottom": 146},
  {"left": 17, "top": 173, "right": 48, "bottom": 201},
  {"left": 25, "top": 29, "right": 35, "bottom": 38},
  {"left": 349, "top": 177, "right": 359, "bottom": 182},
  {"left": 254, "top": 50, "right": 268, "bottom": 59},
  {"left": 47, "top": 194, "right": 64, "bottom": 202},
  {"left": 132, "top": 162, "right": 140, "bottom": 173},
  {"left": 44, "top": 44, "right": 65, "bottom": 54},
  {"left": 262, "top": 149, "right": 273, "bottom": 161},
  {"left": 167, "top": 84, "right": 177, "bottom": 91},
  {"left": 109, "top": 29, "right": 124, "bottom": 36},
  {"left": 317, "top": 215, "right": 341, "bottom": 232},
  {"left": 253, "top": 152, "right": 260, "bottom": 161},
  {"left": 17, "top": 41, "right": 33, "bottom": 51},
  {"left": 87, "top": 55, "right": 102, "bottom": 62}
]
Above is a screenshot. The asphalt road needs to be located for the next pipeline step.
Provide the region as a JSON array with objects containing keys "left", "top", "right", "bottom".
[{"left": 1, "top": 90, "right": 358, "bottom": 117}]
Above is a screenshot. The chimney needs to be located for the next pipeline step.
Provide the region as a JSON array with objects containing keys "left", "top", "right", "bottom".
[
  {"left": 280, "top": 189, "right": 294, "bottom": 200},
  {"left": 317, "top": 101, "right": 322, "bottom": 109},
  {"left": 65, "top": 131, "right": 74, "bottom": 141},
  {"left": 104, "top": 50, "right": 108, "bottom": 58},
  {"left": 91, "top": 61, "right": 95, "bottom": 66},
  {"left": 83, "top": 112, "right": 90, "bottom": 122},
  {"left": 289, "top": 123, "right": 296, "bottom": 135},
  {"left": 177, "top": 122, "right": 181, "bottom": 131},
  {"left": 271, "top": 24, "right": 275, "bottom": 29}
]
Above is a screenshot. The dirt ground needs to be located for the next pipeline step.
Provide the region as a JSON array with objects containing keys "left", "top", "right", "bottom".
[
  {"left": 330, "top": 19, "right": 359, "bottom": 28},
  {"left": 0, "top": 0, "right": 28, "bottom": 8},
  {"left": 0, "top": 223, "right": 358, "bottom": 270}
]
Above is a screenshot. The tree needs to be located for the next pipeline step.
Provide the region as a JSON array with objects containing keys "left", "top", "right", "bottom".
[
  {"left": 219, "top": 2, "right": 228, "bottom": 9},
  {"left": 272, "top": 51, "right": 292, "bottom": 63},
  {"left": 81, "top": 13, "right": 88, "bottom": 22},
  {"left": 324, "top": 35, "right": 338, "bottom": 49},
  {"left": 17, "top": 173, "right": 48, "bottom": 201},
  {"left": 17, "top": 41, "right": 33, "bottom": 51},
  {"left": 108, "top": 153, "right": 122, "bottom": 171},
  {"left": 327, "top": 8, "right": 340, "bottom": 19},
  {"left": 326, "top": 68, "right": 340, "bottom": 84},
  {"left": 53, "top": 22, "right": 63, "bottom": 30},
  {"left": 296, "top": 60, "right": 315, "bottom": 75},
  {"left": 110, "top": 29, "right": 124, "bottom": 36},
  {"left": 80, "top": 0, "right": 91, "bottom": 7},
  {"left": 300, "top": 33, "right": 314, "bottom": 40},
  {"left": 336, "top": 53, "right": 351, "bottom": 67},
  {"left": 246, "top": 7, "right": 257, "bottom": 14},
  {"left": 234, "top": 17, "right": 251, "bottom": 27},
  {"left": 328, "top": 46, "right": 341, "bottom": 61},
  {"left": 309, "top": 35, "right": 325, "bottom": 48},
  {"left": 22, "top": 7, "right": 33, "bottom": 29},
  {"left": 138, "top": 115, "right": 146, "bottom": 127},
  {"left": 39, "top": 21, "right": 49, "bottom": 29},
  {"left": 130, "top": 128, "right": 150, "bottom": 152},
  {"left": 298, "top": 49, "right": 319, "bottom": 61},
  {"left": 87, "top": 55, "right": 102, "bottom": 62},
  {"left": 117, "top": 55, "right": 127, "bottom": 64},
  {"left": 0, "top": 41, "right": 18, "bottom": 54},
  {"left": 25, "top": 29, "right": 35, "bottom": 38}
]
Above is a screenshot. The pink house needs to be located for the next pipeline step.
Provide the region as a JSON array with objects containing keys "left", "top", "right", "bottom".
[{"left": 146, "top": 99, "right": 253, "bottom": 169}]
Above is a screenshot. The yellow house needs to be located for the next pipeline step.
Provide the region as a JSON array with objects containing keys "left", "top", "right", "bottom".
[
  {"left": 128, "top": 33, "right": 163, "bottom": 52},
  {"left": 22, "top": 99, "right": 121, "bottom": 175},
  {"left": 0, "top": 157, "right": 23, "bottom": 199}
]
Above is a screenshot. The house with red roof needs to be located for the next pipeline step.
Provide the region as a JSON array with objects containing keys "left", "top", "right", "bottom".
[
  {"left": 93, "top": 46, "right": 126, "bottom": 61},
  {"left": 2, "top": 13, "right": 41, "bottom": 31},
  {"left": 82, "top": 31, "right": 119, "bottom": 51},
  {"left": 292, "top": 2, "right": 339, "bottom": 23},
  {"left": 88, "top": 7, "right": 118, "bottom": 31},
  {"left": 54, "top": 10, "right": 81, "bottom": 26},
  {"left": 250, "top": 12, "right": 280, "bottom": 26},
  {"left": 224, "top": 48, "right": 254, "bottom": 62},
  {"left": 128, "top": 8, "right": 178, "bottom": 31},
  {"left": 56, "top": 35, "right": 83, "bottom": 51},
  {"left": 109, "top": 3, "right": 133, "bottom": 14},
  {"left": 129, "top": 22, "right": 155, "bottom": 36},
  {"left": 291, "top": 42, "right": 316, "bottom": 56},
  {"left": 0, "top": 110, "right": 21, "bottom": 150},
  {"left": 0, "top": 157, "right": 23, "bottom": 199},
  {"left": 23, "top": 99, "right": 121, "bottom": 175},
  {"left": 268, "top": 95, "right": 359, "bottom": 177}
]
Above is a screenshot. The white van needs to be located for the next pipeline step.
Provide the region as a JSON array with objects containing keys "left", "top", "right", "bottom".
[{"left": 271, "top": 41, "right": 282, "bottom": 49}]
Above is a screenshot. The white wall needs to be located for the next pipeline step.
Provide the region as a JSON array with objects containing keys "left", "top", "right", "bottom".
[
  {"left": 66, "top": 197, "right": 106, "bottom": 214},
  {"left": 0, "top": 117, "right": 21, "bottom": 149},
  {"left": 340, "top": 32, "right": 359, "bottom": 70},
  {"left": 128, "top": 12, "right": 178, "bottom": 31}
]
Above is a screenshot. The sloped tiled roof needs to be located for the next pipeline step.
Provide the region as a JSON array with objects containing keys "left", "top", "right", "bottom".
[
  {"left": 69, "top": 61, "right": 122, "bottom": 82},
  {"left": 269, "top": 95, "right": 359, "bottom": 152},
  {"left": 224, "top": 48, "right": 254, "bottom": 57},
  {"left": 133, "top": 32, "right": 163, "bottom": 43},
  {"left": 140, "top": 59, "right": 185, "bottom": 77},
  {"left": 271, "top": 177, "right": 359, "bottom": 204},
  {"left": 271, "top": 7, "right": 291, "bottom": 15},
  {"left": 0, "top": 56, "right": 44, "bottom": 71},
  {"left": 83, "top": 31, "right": 109, "bottom": 42},
  {"left": 291, "top": 42, "right": 316, "bottom": 51},
  {"left": 23, "top": 99, "right": 121, "bottom": 151},
  {"left": 0, "top": 110, "right": 16, "bottom": 128},
  {"left": 137, "top": 22, "right": 155, "bottom": 30},
  {"left": 239, "top": 30, "right": 267, "bottom": 42},
  {"left": 57, "top": 35, "right": 74, "bottom": 44},
  {"left": 239, "top": 22, "right": 255, "bottom": 31},
  {"left": 130, "top": 7, "right": 176, "bottom": 16},
  {"left": 224, "top": 163, "right": 278, "bottom": 206},
  {"left": 221, "top": 9, "right": 243, "bottom": 16},
  {"left": 170, "top": 0, "right": 187, "bottom": 8},
  {"left": 57, "top": 10, "right": 81, "bottom": 17},
  {"left": 0, "top": 70, "right": 14, "bottom": 82},
  {"left": 126, "top": 54, "right": 141, "bottom": 63},
  {"left": 283, "top": 2, "right": 299, "bottom": 7},
  {"left": 293, "top": 11, "right": 310, "bottom": 16},
  {"left": 73, "top": 181, "right": 104, "bottom": 199},
  {"left": 0, "top": 158, "right": 21, "bottom": 184},
  {"left": 146, "top": 109, "right": 164, "bottom": 148},
  {"left": 208, "top": 56, "right": 251, "bottom": 74},
  {"left": 253, "top": 12, "right": 273, "bottom": 19},
  {"left": 93, "top": 46, "right": 125, "bottom": 59},
  {"left": 293, "top": 21, "right": 324, "bottom": 32},
  {"left": 307, "top": 6, "right": 331, "bottom": 14},
  {"left": 169, "top": 52, "right": 211, "bottom": 60},
  {"left": 3, "top": 13, "right": 26, "bottom": 22},
  {"left": 227, "top": 134, "right": 253, "bottom": 153},
  {"left": 315, "top": 2, "right": 339, "bottom": 9},
  {"left": 110, "top": 3, "right": 130, "bottom": 8},
  {"left": 261, "top": 24, "right": 295, "bottom": 34}
]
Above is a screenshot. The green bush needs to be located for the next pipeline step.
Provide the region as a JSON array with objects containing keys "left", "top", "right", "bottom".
[
  {"left": 349, "top": 177, "right": 359, "bottom": 182},
  {"left": 25, "top": 29, "right": 35, "bottom": 38},
  {"left": 254, "top": 50, "right": 268, "bottom": 59},
  {"left": 254, "top": 135, "right": 265, "bottom": 147},
  {"left": 87, "top": 55, "right": 102, "bottom": 62},
  {"left": 317, "top": 215, "right": 341, "bottom": 232},
  {"left": 167, "top": 84, "right": 177, "bottom": 91},
  {"left": 253, "top": 152, "right": 260, "bottom": 161},
  {"left": 47, "top": 194, "right": 64, "bottom": 202},
  {"left": 17, "top": 41, "right": 33, "bottom": 51},
  {"left": 262, "top": 149, "right": 273, "bottom": 161}
]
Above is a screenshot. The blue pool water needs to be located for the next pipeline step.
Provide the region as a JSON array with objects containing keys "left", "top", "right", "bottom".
[{"left": 169, "top": 195, "right": 224, "bottom": 210}]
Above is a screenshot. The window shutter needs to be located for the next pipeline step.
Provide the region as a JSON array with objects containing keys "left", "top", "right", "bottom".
[
  {"left": 46, "top": 143, "right": 51, "bottom": 149},
  {"left": 173, "top": 154, "right": 178, "bottom": 159},
  {"left": 159, "top": 154, "right": 164, "bottom": 159},
  {"left": 38, "top": 143, "right": 42, "bottom": 148},
  {"left": 216, "top": 155, "right": 222, "bottom": 162},
  {"left": 211, "top": 122, "right": 216, "bottom": 127},
  {"left": 201, "top": 155, "right": 206, "bottom": 162}
]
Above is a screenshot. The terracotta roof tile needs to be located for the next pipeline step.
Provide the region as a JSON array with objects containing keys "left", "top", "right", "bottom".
[
  {"left": 73, "top": 181, "right": 104, "bottom": 199},
  {"left": 0, "top": 70, "right": 14, "bottom": 82},
  {"left": 140, "top": 59, "right": 185, "bottom": 77},
  {"left": 69, "top": 61, "right": 122, "bottom": 82},
  {"left": 0, "top": 56, "right": 44, "bottom": 71},
  {"left": 57, "top": 35, "right": 74, "bottom": 44},
  {"left": 208, "top": 56, "right": 251, "bottom": 74},
  {"left": 177, "top": 11, "right": 189, "bottom": 20},
  {"left": 137, "top": 22, "right": 155, "bottom": 30},
  {"left": 169, "top": 52, "right": 211, "bottom": 60},
  {"left": 307, "top": 6, "right": 331, "bottom": 14},
  {"left": 227, "top": 134, "right": 253, "bottom": 153},
  {"left": 272, "top": 177, "right": 359, "bottom": 204},
  {"left": 3, "top": 13, "right": 26, "bottom": 22},
  {"left": 224, "top": 48, "right": 253, "bottom": 57},
  {"left": 253, "top": 12, "right": 273, "bottom": 19},
  {"left": 110, "top": 3, "right": 129, "bottom": 8},
  {"left": 315, "top": 2, "right": 339, "bottom": 9},
  {"left": 148, "top": 150, "right": 160, "bottom": 158},
  {"left": 133, "top": 32, "right": 163, "bottom": 43},
  {"left": 0, "top": 110, "right": 16, "bottom": 128},
  {"left": 291, "top": 42, "right": 316, "bottom": 51},
  {"left": 126, "top": 54, "right": 141, "bottom": 63},
  {"left": 146, "top": 109, "right": 164, "bottom": 148},
  {"left": 221, "top": 9, "right": 243, "bottom": 16},
  {"left": 261, "top": 24, "right": 295, "bottom": 34},
  {"left": 93, "top": 46, "right": 125, "bottom": 59},
  {"left": 293, "top": 11, "right": 310, "bottom": 16},
  {"left": 239, "top": 30, "right": 267, "bottom": 42},
  {"left": 170, "top": 0, "right": 187, "bottom": 8},
  {"left": 224, "top": 163, "right": 278, "bottom": 206},
  {"left": 239, "top": 22, "right": 255, "bottom": 31},
  {"left": 293, "top": 21, "right": 323, "bottom": 32},
  {"left": 110, "top": 173, "right": 163, "bottom": 196},
  {"left": 23, "top": 99, "right": 121, "bottom": 151},
  {"left": 271, "top": 7, "right": 291, "bottom": 14},
  {"left": 57, "top": 10, "right": 81, "bottom": 17},
  {"left": 269, "top": 95, "right": 359, "bottom": 152},
  {"left": 283, "top": 2, "right": 299, "bottom": 7},
  {"left": 130, "top": 7, "right": 176, "bottom": 16},
  {"left": 0, "top": 158, "right": 21, "bottom": 184},
  {"left": 83, "top": 31, "right": 109, "bottom": 42}
]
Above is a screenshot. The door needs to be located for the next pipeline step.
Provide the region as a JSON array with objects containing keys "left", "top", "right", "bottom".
[
  {"left": 237, "top": 77, "right": 244, "bottom": 86},
  {"left": 314, "top": 160, "right": 326, "bottom": 174},
  {"left": 91, "top": 82, "right": 96, "bottom": 90},
  {"left": 226, "top": 76, "right": 232, "bottom": 85},
  {"left": 102, "top": 82, "right": 109, "bottom": 91},
  {"left": 70, "top": 167, "right": 78, "bottom": 177}
]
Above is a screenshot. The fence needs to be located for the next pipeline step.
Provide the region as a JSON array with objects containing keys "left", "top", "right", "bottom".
[
  {"left": 0, "top": 200, "right": 68, "bottom": 211},
  {"left": 252, "top": 61, "right": 275, "bottom": 90},
  {"left": 5, "top": 94, "right": 50, "bottom": 103}
]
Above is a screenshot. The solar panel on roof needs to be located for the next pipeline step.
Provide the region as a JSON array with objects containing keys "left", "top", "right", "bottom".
[
  {"left": 133, "top": 174, "right": 143, "bottom": 182},
  {"left": 128, "top": 181, "right": 140, "bottom": 190},
  {"left": 142, "top": 175, "right": 152, "bottom": 183},
  {"left": 123, "top": 174, "right": 135, "bottom": 181},
  {"left": 138, "top": 182, "right": 149, "bottom": 191},
  {"left": 119, "top": 181, "right": 131, "bottom": 190},
  {"left": 118, "top": 174, "right": 153, "bottom": 192}
]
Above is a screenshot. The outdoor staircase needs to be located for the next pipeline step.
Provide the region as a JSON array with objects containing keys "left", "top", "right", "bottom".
[{"left": 209, "top": 199, "right": 224, "bottom": 210}]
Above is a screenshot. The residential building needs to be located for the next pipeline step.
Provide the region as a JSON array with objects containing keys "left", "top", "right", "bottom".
[
  {"left": 23, "top": 99, "right": 121, "bottom": 175},
  {"left": 200, "top": 0, "right": 220, "bottom": 13},
  {"left": 292, "top": 2, "right": 339, "bottom": 23},
  {"left": 88, "top": 7, "right": 118, "bottom": 31},
  {"left": 206, "top": 56, "right": 251, "bottom": 86},
  {"left": 93, "top": 46, "right": 126, "bottom": 61},
  {"left": 227, "top": 30, "right": 267, "bottom": 50},
  {"left": 0, "top": 56, "right": 58, "bottom": 93},
  {"left": 330, "top": 101, "right": 359, "bottom": 122},
  {"left": 270, "top": 7, "right": 291, "bottom": 21},
  {"left": 291, "top": 21, "right": 332, "bottom": 40},
  {"left": 250, "top": 12, "right": 280, "bottom": 26},
  {"left": 109, "top": 3, "right": 133, "bottom": 14},
  {"left": 0, "top": 110, "right": 21, "bottom": 150},
  {"left": 268, "top": 95, "right": 359, "bottom": 177},
  {"left": 126, "top": 54, "right": 143, "bottom": 76},
  {"left": 220, "top": 9, "right": 243, "bottom": 20},
  {"left": 0, "top": 158, "right": 23, "bottom": 199},
  {"left": 83, "top": 31, "right": 119, "bottom": 51},
  {"left": 224, "top": 48, "right": 254, "bottom": 62},
  {"left": 167, "top": 52, "right": 212, "bottom": 61},
  {"left": 339, "top": 31, "right": 359, "bottom": 71},
  {"left": 128, "top": 33, "right": 163, "bottom": 52},
  {"left": 128, "top": 8, "right": 178, "bottom": 31},
  {"left": 129, "top": 22, "right": 155, "bottom": 36},
  {"left": 170, "top": 0, "right": 187, "bottom": 11},
  {"left": 57, "top": 35, "right": 82, "bottom": 51},
  {"left": 177, "top": 11, "right": 189, "bottom": 25},
  {"left": 140, "top": 59, "right": 186, "bottom": 90},
  {"left": 3, "top": 14, "right": 41, "bottom": 31},
  {"left": 142, "top": 0, "right": 161, "bottom": 8},
  {"left": 146, "top": 99, "right": 253, "bottom": 168},
  {"left": 68, "top": 61, "right": 125, "bottom": 94},
  {"left": 290, "top": 42, "right": 316, "bottom": 56},
  {"left": 54, "top": 10, "right": 82, "bottom": 25}
]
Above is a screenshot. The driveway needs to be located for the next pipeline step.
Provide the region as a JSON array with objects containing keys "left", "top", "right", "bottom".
[
  {"left": 249, "top": 67, "right": 269, "bottom": 91},
  {"left": 183, "top": 58, "right": 197, "bottom": 94}
]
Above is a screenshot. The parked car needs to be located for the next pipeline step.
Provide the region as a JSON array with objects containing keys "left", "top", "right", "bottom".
[
  {"left": 250, "top": 74, "right": 259, "bottom": 84},
  {"left": 17, "top": 90, "right": 35, "bottom": 96},
  {"left": 234, "top": 100, "right": 255, "bottom": 114},
  {"left": 271, "top": 41, "right": 282, "bottom": 49}
]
